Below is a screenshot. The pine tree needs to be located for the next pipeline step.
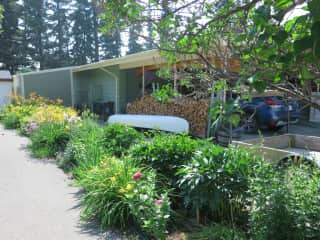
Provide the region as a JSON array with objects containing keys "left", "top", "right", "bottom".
[
  {"left": 0, "top": 4, "right": 3, "bottom": 31},
  {"left": 70, "top": 0, "right": 96, "bottom": 65},
  {"left": 100, "top": 30, "right": 121, "bottom": 59},
  {"left": 0, "top": 0, "right": 23, "bottom": 72},
  {"left": 91, "top": 0, "right": 99, "bottom": 62},
  {"left": 145, "top": 4, "right": 153, "bottom": 50},
  {"left": 46, "top": 0, "right": 72, "bottom": 67},
  {"left": 127, "top": 23, "right": 144, "bottom": 55},
  {"left": 21, "top": 0, "right": 50, "bottom": 70}
]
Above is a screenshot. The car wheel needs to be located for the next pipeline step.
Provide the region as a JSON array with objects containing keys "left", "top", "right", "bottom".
[{"left": 242, "top": 112, "right": 257, "bottom": 133}]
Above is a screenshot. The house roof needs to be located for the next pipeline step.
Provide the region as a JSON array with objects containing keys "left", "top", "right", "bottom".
[
  {"left": 72, "top": 49, "right": 166, "bottom": 72},
  {"left": 0, "top": 70, "right": 12, "bottom": 81}
]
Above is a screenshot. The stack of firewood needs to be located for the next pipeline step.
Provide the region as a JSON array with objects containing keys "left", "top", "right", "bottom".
[{"left": 127, "top": 96, "right": 210, "bottom": 137}]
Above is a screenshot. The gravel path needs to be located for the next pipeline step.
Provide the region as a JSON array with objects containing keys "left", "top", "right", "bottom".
[{"left": 0, "top": 125, "right": 112, "bottom": 240}]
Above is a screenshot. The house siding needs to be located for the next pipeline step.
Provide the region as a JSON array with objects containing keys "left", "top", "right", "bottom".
[{"left": 22, "top": 69, "right": 72, "bottom": 106}]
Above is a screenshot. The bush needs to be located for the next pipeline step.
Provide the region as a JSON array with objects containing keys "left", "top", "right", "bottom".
[
  {"left": 177, "top": 145, "right": 261, "bottom": 224},
  {"left": 0, "top": 104, "right": 36, "bottom": 129},
  {"left": 58, "top": 119, "right": 104, "bottom": 171},
  {"left": 129, "top": 134, "right": 203, "bottom": 186},
  {"left": 186, "top": 224, "right": 247, "bottom": 240},
  {"left": 20, "top": 104, "right": 78, "bottom": 135},
  {"left": 102, "top": 123, "right": 143, "bottom": 157},
  {"left": 78, "top": 157, "right": 170, "bottom": 239},
  {"left": 29, "top": 122, "right": 70, "bottom": 158},
  {"left": 248, "top": 162, "right": 320, "bottom": 240}
]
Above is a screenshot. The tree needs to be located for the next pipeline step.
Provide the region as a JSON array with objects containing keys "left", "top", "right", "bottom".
[
  {"left": 21, "top": 0, "right": 50, "bottom": 70},
  {"left": 127, "top": 23, "right": 144, "bottom": 54},
  {"left": 0, "top": 0, "right": 23, "bottom": 72},
  {"left": 0, "top": 4, "right": 3, "bottom": 32},
  {"left": 100, "top": 31, "right": 121, "bottom": 59},
  {"left": 101, "top": 0, "right": 320, "bottom": 110},
  {"left": 46, "top": 0, "right": 72, "bottom": 67},
  {"left": 70, "top": 0, "right": 97, "bottom": 65}
]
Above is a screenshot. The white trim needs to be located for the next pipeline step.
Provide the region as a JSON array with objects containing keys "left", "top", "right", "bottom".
[
  {"left": 21, "top": 75, "right": 25, "bottom": 98},
  {"left": 99, "top": 68, "right": 119, "bottom": 114},
  {"left": 73, "top": 50, "right": 162, "bottom": 72},
  {"left": 142, "top": 65, "right": 145, "bottom": 96},
  {"left": 17, "top": 66, "right": 74, "bottom": 76}
]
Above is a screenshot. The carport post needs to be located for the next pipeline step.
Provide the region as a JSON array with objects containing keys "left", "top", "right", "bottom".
[
  {"left": 142, "top": 65, "right": 145, "bottom": 96},
  {"left": 70, "top": 70, "right": 75, "bottom": 107}
]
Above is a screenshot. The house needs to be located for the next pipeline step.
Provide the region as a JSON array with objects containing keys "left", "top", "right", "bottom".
[
  {"left": 0, "top": 70, "right": 13, "bottom": 108},
  {"left": 13, "top": 50, "right": 167, "bottom": 115},
  {"left": 13, "top": 49, "right": 240, "bottom": 117}
]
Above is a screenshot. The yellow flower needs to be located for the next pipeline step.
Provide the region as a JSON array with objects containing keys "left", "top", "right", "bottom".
[
  {"left": 110, "top": 176, "right": 116, "bottom": 182},
  {"left": 126, "top": 183, "right": 133, "bottom": 191},
  {"left": 118, "top": 188, "right": 126, "bottom": 193}
]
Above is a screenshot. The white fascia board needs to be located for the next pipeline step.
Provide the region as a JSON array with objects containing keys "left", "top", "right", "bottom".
[
  {"left": 17, "top": 66, "right": 75, "bottom": 76},
  {"left": 72, "top": 49, "right": 161, "bottom": 72}
]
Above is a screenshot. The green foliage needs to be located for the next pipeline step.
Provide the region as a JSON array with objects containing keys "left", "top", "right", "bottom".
[
  {"left": 249, "top": 162, "right": 320, "bottom": 240},
  {"left": 177, "top": 145, "right": 261, "bottom": 224},
  {"left": 1, "top": 112, "right": 20, "bottom": 129},
  {"left": 0, "top": 4, "right": 3, "bottom": 32},
  {"left": 102, "top": 123, "right": 143, "bottom": 157},
  {"left": 102, "top": 0, "right": 320, "bottom": 110},
  {"left": 186, "top": 224, "right": 247, "bottom": 240},
  {"left": 0, "top": 104, "right": 36, "bottom": 129},
  {"left": 58, "top": 119, "right": 104, "bottom": 171},
  {"left": 129, "top": 134, "right": 203, "bottom": 186},
  {"left": 29, "top": 122, "right": 70, "bottom": 158},
  {"left": 151, "top": 84, "right": 179, "bottom": 104},
  {"left": 78, "top": 157, "right": 170, "bottom": 239}
]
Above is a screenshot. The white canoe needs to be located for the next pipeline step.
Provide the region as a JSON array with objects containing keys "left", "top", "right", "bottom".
[{"left": 107, "top": 114, "right": 189, "bottom": 134}]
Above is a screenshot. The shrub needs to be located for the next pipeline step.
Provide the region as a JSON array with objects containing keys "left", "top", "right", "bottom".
[
  {"left": 151, "top": 84, "right": 179, "bottom": 104},
  {"left": 20, "top": 105, "right": 78, "bottom": 135},
  {"left": 0, "top": 104, "right": 36, "bottom": 129},
  {"left": 248, "top": 162, "right": 320, "bottom": 240},
  {"left": 177, "top": 145, "right": 261, "bottom": 224},
  {"left": 129, "top": 134, "right": 203, "bottom": 186},
  {"left": 186, "top": 224, "right": 247, "bottom": 240},
  {"left": 78, "top": 157, "right": 170, "bottom": 239},
  {"left": 58, "top": 119, "right": 104, "bottom": 171},
  {"left": 102, "top": 123, "right": 143, "bottom": 157},
  {"left": 29, "top": 122, "right": 70, "bottom": 158}
]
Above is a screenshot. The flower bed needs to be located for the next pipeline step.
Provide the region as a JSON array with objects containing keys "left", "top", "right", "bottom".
[{"left": 2, "top": 94, "right": 320, "bottom": 239}]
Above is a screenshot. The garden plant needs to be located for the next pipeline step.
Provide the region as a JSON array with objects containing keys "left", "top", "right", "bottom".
[{"left": 2, "top": 94, "right": 320, "bottom": 239}]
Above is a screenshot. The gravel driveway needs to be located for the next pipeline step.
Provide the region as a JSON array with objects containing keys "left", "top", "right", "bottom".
[{"left": 0, "top": 125, "right": 113, "bottom": 240}]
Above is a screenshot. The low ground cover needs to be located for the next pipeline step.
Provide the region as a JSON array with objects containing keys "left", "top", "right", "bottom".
[{"left": 1, "top": 95, "right": 320, "bottom": 239}]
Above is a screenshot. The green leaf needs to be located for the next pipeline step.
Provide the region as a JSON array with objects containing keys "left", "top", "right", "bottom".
[
  {"left": 273, "top": 30, "right": 288, "bottom": 45},
  {"left": 294, "top": 36, "right": 313, "bottom": 55},
  {"left": 275, "top": 0, "right": 292, "bottom": 12},
  {"left": 311, "top": 21, "right": 320, "bottom": 41},
  {"left": 314, "top": 40, "right": 320, "bottom": 58},
  {"left": 249, "top": 74, "right": 266, "bottom": 93},
  {"left": 309, "top": 0, "right": 320, "bottom": 21}
]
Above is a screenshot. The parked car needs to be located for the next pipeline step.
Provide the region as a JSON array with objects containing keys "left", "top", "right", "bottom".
[{"left": 241, "top": 95, "right": 300, "bottom": 133}]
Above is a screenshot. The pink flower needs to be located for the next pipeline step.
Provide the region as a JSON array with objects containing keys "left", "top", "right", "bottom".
[
  {"left": 155, "top": 199, "right": 164, "bottom": 205},
  {"left": 133, "top": 172, "right": 142, "bottom": 181}
]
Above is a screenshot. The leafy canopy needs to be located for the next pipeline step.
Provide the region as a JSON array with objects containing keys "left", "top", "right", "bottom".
[{"left": 101, "top": 0, "right": 320, "bottom": 108}]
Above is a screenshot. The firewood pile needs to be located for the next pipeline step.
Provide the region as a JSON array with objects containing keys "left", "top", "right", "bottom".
[{"left": 127, "top": 96, "right": 210, "bottom": 137}]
